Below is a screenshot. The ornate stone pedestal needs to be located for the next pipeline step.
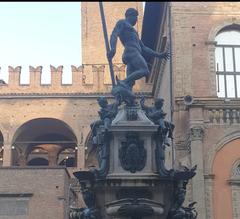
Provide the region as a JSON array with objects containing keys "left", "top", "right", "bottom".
[
  {"left": 95, "top": 106, "right": 174, "bottom": 219},
  {"left": 70, "top": 101, "right": 197, "bottom": 219}
]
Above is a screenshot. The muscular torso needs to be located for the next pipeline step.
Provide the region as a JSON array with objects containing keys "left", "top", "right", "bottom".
[{"left": 116, "top": 20, "right": 142, "bottom": 52}]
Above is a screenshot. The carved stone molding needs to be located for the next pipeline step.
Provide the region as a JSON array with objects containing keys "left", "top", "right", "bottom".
[
  {"left": 126, "top": 106, "right": 138, "bottom": 121},
  {"left": 205, "top": 40, "right": 217, "bottom": 46},
  {"left": 50, "top": 65, "right": 63, "bottom": 72},
  {"left": 190, "top": 126, "right": 204, "bottom": 140},
  {"left": 71, "top": 65, "right": 83, "bottom": 72},
  {"left": 92, "top": 65, "right": 105, "bottom": 72},
  {"left": 113, "top": 64, "right": 125, "bottom": 72},
  {"left": 8, "top": 66, "right": 21, "bottom": 73},
  {"left": 29, "top": 66, "right": 42, "bottom": 72},
  {"left": 228, "top": 179, "right": 240, "bottom": 186},
  {"left": 204, "top": 174, "right": 215, "bottom": 180}
]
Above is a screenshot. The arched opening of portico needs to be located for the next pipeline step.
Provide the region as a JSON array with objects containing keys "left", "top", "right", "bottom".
[{"left": 12, "top": 118, "right": 77, "bottom": 167}]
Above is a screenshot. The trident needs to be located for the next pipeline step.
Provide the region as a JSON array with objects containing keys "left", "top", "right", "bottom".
[{"left": 99, "top": 2, "right": 116, "bottom": 87}]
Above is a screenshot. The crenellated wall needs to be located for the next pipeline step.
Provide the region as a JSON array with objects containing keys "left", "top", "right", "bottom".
[{"left": 0, "top": 64, "right": 152, "bottom": 94}]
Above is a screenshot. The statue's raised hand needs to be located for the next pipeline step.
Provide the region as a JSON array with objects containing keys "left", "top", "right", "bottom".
[{"left": 158, "top": 50, "right": 171, "bottom": 61}]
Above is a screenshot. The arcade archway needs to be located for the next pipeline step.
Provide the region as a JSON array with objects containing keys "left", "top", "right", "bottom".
[{"left": 12, "top": 118, "right": 77, "bottom": 167}]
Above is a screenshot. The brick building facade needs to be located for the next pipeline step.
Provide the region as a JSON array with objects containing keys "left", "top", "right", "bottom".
[
  {"left": 1, "top": 2, "right": 240, "bottom": 219},
  {"left": 145, "top": 2, "right": 240, "bottom": 219}
]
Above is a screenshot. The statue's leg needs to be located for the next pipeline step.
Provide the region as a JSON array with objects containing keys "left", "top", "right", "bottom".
[
  {"left": 126, "top": 63, "right": 134, "bottom": 77},
  {"left": 123, "top": 52, "right": 149, "bottom": 86},
  {"left": 126, "top": 64, "right": 135, "bottom": 89}
]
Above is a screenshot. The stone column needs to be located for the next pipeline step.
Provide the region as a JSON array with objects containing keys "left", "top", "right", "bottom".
[
  {"left": 190, "top": 125, "right": 206, "bottom": 219},
  {"left": 48, "top": 151, "right": 58, "bottom": 166},
  {"left": 2, "top": 144, "right": 12, "bottom": 166},
  {"left": 77, "top": 131, "right": 85, "bottom": 170},
  {"left": 77, "top": 144, "right": 85, "bottom": 170}
]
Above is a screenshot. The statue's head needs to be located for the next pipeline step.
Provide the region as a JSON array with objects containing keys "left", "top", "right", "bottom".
[
  {"left": 125, "top": 8, "right": 138, "bottom": 26},
  {"left": 97, "top": 96, "right": 108, "bottom": 107},
  {"left": 154, "top": 98, "right": 164, "bottom": 109}
]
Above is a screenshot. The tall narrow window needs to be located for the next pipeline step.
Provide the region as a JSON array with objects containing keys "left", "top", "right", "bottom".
[{"left": 215, "top": 26, "right": 240, "bottom": 98}]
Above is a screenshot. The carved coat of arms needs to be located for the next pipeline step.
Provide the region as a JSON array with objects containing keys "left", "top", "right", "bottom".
[{"left": 119, "top": 133, "right": 146, "bottom": 173}]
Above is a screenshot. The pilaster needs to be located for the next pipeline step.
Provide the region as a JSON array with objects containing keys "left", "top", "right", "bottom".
[
  {"left": 190, "top": 125, "right": 206, "bottom": 219},
  {"left": 77, "top": 131, "right": 85, "bottom": 170}
]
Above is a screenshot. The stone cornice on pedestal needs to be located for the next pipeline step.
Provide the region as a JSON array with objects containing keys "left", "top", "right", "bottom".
[{"left": 111, "top": 107, "right": 158, "bottom": 132}]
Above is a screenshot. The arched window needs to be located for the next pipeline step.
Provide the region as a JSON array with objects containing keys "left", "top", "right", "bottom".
[
  {"left": 215, "top": 25, "right": 240, "bottom": 98},
  {"left": 231, "top": 161, "right": 240, "bottom": 177}
]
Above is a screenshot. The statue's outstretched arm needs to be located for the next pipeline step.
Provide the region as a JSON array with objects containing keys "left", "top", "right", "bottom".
[{"left": 140, "top": 40, "right": 170, "bottom": 61}]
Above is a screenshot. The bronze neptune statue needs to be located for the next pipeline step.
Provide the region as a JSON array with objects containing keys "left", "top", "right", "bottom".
[{"left": 107, "top": 8, "right": 170, "bottom": 105}]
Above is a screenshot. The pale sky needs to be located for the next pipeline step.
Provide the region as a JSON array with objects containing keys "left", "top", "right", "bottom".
[{"left": 0, "top": 2, "right": 81, "bottom": 84}]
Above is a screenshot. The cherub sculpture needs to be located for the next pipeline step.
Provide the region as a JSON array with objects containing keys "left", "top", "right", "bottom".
[{"left": 140, "top": 96, "right": 174, "bottom": 146}]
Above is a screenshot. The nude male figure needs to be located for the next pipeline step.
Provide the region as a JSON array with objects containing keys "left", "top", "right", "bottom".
[{"left": 108, "top": 8, "right": 170, "bottom": 90}]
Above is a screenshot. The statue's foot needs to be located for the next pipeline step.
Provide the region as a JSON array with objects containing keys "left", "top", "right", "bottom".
[
  {"left": 116, "top": 76, "right": 131, "bottom": 90},
  {"left": 112, "top": 77, "right": 136, "bottom": 106}
]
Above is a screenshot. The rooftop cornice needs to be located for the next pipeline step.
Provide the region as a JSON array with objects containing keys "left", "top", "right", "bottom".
[{"left": 0, "top": 92, "right": 153, "bottom": 99}]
